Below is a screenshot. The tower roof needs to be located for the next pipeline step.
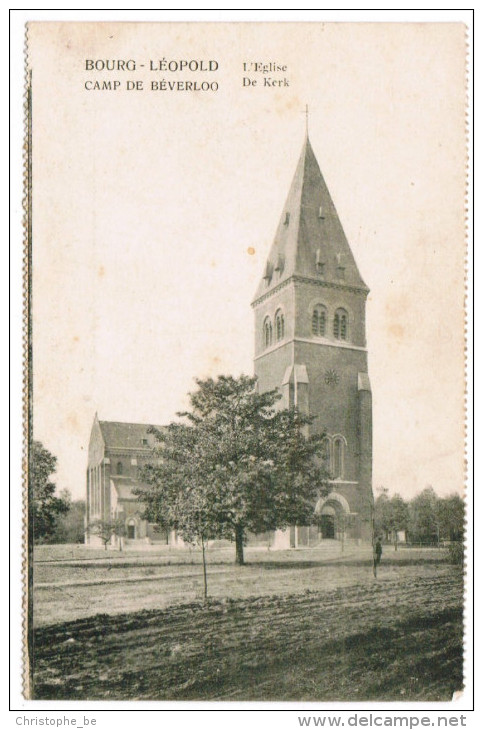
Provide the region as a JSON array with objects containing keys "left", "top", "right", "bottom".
[{"left": 253, "top": 136, "right": 368, "bottom": 303}]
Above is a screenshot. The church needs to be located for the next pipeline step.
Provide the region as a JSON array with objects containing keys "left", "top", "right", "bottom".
[
  {"left": 251, "top": 133, "right": 372, "bottom": 545},
  {"left": 85, "top": 131, "right": 373, "bottom": 547}
]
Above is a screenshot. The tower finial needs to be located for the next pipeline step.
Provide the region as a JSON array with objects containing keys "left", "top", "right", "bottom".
[{"left": 304, "top": 104, "right": 309, "bottom": 138}]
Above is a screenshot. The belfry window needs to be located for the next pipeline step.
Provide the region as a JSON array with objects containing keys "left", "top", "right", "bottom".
[
  {"left": 275, "top": 310, "right": 285, "bottom": 341},
  {"left": 263, "top": 317, "right": 273, "bottom": 348},
  {"left": 117, "top": 461, "right": 123, "bottom": 475},
  {"left": 340, "top": 314, "right": 347, "bottom": 340},
  {"left": 333, "top": 438, "right": 344, "bottom": 479},
  {"left": 333, "top": 309, "right": 348, "bottom": 341},
  {"left": 312, "top": 304, "right": 327, "bottom": 337}
]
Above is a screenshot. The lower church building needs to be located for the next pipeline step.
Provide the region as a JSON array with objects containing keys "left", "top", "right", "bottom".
[
  {"left": 85, "top": 416, "right": 179, "bottom": 547},
  {"left": 85, "top": 131, "right": 373, "bottom": 547}
]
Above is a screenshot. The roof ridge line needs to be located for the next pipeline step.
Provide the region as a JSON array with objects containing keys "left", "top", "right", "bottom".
[{"left": 99, "top": 419, "right": 160, "bottom": 426}]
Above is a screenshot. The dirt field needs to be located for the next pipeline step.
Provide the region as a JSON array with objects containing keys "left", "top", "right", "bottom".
[
  {"left": 33, "top": 569, "right": 463, "bottom": 701},
  {"left": 32, "top": 545, "right": 463, "bottom": 701},
  {"left": 34, "top": 544, "right": 451, "bottom": 627}
]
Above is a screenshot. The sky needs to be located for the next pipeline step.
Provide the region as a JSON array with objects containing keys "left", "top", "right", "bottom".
[{"left": 28, "top": 21, "right": 467, "bottom": 501}]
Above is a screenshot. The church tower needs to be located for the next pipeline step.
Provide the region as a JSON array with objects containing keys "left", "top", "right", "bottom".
[{"left": 252, "top": 132, "right": 373, "bottom": 545}]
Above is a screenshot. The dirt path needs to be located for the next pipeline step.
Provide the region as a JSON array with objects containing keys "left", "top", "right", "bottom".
[
  {"left": 32, "top": 570, "right": 463, "bottom": 701},
  {"left": 33, "top": 550, "right": 452, "bottom": 627},
  {"left": 35, "top": 566, "right": 232, "bottom": 589}
]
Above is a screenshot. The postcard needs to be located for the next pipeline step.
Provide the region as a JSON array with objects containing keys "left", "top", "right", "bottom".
[{"left": 24, "top": 21, "right": 468, "bottom": 704}]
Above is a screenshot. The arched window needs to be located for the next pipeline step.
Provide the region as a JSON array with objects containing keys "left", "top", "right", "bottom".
[
  {"left": 333, "top": 308, "right": 348, "bottom": 341},
  {"left": 312, "top": 304, "right": 327, "bottom": 337},
  {"left": 275, "top": 309, "right": 285, "bottom": 341},
  {"left": 117, "top": 461, "right": 123, "bottom": 475},
  {"left": 340, "top": 313, "right": 347, "bottom": 340},
  {"left": 322, "top": 437, "right": 331, "bottom": 470},
  {"left": 333, "top": 438, "right": 344, "bottom": 479},
  {"left": 263, "top": 317, "right": 273, "bottom": 348}
]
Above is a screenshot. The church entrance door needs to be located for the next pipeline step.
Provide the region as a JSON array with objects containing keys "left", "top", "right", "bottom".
[
  {"left": 127, "top": 524, "right": 135, "bottom": 539},
  {"left": 315, "top": 493, "right": 351, "bottom": 541},
  {"left": 319, "top": 514, "right": 335, "bottom": 539}
]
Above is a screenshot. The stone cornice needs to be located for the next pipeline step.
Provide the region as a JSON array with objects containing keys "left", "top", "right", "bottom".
[
  {"left": 254, "top": 339, "right": 292, "bottom": 360},
  {"left": 254, "top": 336, "right": 367, "bottom": 361},
  {"left": 105, "top": 448, "right": 154, "bottom": 458},
  {"left": 251, "top": 278, "right": 292, "bottom": 308},
  {"left": 293, "top": 275, "right": 369, "bottom": 296},
  {"left": 293, "top": 337, "right": 367, "bottom": 353},
  {"left": 251, "top": 275, "right": 369, "bottom": 308}
]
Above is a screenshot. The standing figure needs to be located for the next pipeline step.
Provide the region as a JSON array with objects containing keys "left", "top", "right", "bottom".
[{"left": 375, "top": 536, "right": 383, "bottom": 566}]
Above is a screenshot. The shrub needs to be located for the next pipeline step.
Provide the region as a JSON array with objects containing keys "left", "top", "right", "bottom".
[{"left": 447, "top": 541, "right": 464, "bottom": 565}]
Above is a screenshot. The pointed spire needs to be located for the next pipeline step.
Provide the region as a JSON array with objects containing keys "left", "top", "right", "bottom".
[{"left": 253, "top": 133, "right": 368, "bottom": 303}]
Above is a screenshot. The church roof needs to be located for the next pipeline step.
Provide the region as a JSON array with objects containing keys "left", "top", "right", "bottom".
[
  {"left": 98, "top": 420, "right": 164, "bottom": 450},
  {"left": 253, "top": 135, "right": 368, "bottom": 303}
]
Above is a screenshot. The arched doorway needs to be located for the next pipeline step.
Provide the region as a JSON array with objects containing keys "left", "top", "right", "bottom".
[
  {"left": 127, "top": 518, "right": 136, "bottom": 540},
  {"left": 314, "top": 492, "right": 351, "bottom": 540}
]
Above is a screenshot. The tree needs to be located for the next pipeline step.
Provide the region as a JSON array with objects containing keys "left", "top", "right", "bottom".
[
  {"left": 388, "top": 493, "right": 409, "bottom": 549},
  {"left": 436, "top": 494, "right": 464, "bottom": 542},
  {"left": 375, "top": 489, "right": 409, "bottom": 550},
  {"left": 138, "top": 420, "right": 221, "bottom": 597},
  {"left": 52, "top": 499, "right": 86, "bottom": 544},
  {"left": 408, "top": 486, "right": 440, "bottom": 545},
  {"left": 334, "top": 511, "right": 348, "bottom": 553},
  {"left": 138, "top": 375, "right": 330, "bottom": 578},
  {"left": 89, "top": 517, "right": 126, "bottom": 550},
  {"left": 31, "top": 441, "right": 70, "bottom": 542},
  {"left": 374, "top": 487, "right": 391, "bottom": 539}
]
